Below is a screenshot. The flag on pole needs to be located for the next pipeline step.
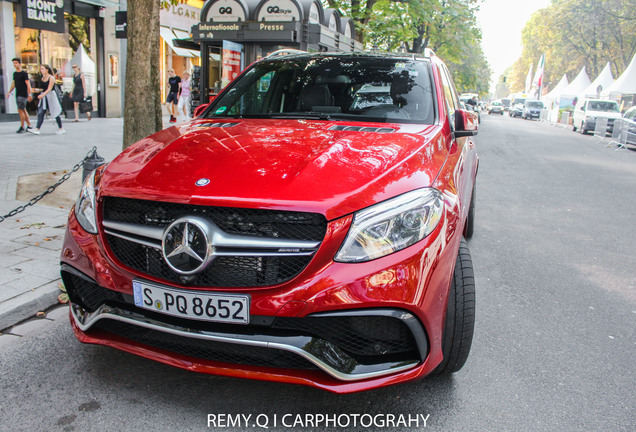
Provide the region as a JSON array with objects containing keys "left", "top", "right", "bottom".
[
  {"left": 525, "top": 64, "right": 533, "bottom": 94},
  {"left": 532, "top": 54, "right": 545, "bottom": 88}
]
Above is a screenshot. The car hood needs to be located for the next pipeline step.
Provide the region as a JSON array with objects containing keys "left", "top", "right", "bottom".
[{"left": 99, "top": 119, "right": 443, "bottom": 220}]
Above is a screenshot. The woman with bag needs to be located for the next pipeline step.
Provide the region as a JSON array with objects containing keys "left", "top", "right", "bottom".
[
  {"left": 27, "top": 64, "right": 65, "bottom": 135},
  {"left": 71, "top": 64, "right": 91, "bottom": 121}
]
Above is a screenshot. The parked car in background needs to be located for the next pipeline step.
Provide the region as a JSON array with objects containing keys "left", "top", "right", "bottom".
[
  {"left": 61, "top": 50, "right": 479, "bottom": 393},
  {"left": 619, "top": 105, "right": 636, "bottom": 148},
  {"left": 461, "top": 97, "right": 481, "bottom": 123},
  {"left": 522, "top": 100, "right": 544, "bottom": 120},
  {"left": 488, "top": 100, "right": 504, "bottom": 115},
  {"left": 572, "top": 98, "right": 621, "bottom": 134},
  {"left": 509, "top": 97, "right": 527, "bottom": 117}
]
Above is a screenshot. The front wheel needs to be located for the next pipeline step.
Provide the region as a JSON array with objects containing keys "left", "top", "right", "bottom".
[{"left": 432, "top": 238, "right": 476, "bottom": 375}]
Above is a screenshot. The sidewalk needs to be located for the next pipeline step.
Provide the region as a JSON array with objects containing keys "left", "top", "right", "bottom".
[{"left": 0, "top": 114, "right": 176, "bottom": 330}]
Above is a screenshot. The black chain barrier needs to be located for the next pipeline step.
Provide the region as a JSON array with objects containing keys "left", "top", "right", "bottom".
[{"left": 0, "top": 146, "right": 98, "bottom": 223}]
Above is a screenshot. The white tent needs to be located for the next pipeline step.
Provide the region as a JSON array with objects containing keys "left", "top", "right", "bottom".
[
  {"left": 542, "top": 74, "right": 569, "bottom": 108},
  {"left": 581, "top": 63, "right": 614, "bottom": 98},
  {"left": 560, "top": 67, "right": 592, "bottom": 98},
  {"left": 63, "top": 43, "right": 96, "bottom": 94},
  {"left": 601, "top": 54, "right": 636, "bottom": 100}
]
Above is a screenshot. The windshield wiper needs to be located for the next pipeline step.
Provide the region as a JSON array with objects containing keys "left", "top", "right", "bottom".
[{"left": 268, "top": 112, "right": 333, "bottom": 120}]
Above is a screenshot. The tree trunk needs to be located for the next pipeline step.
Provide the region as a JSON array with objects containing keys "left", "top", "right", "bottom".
[{"left": 123, "top": 0, "right": 162, "bottom": 149}]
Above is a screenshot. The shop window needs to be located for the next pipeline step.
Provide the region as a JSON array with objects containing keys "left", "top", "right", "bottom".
[{"left": 13, "top": 9, "right": 97, "bottom": 114}]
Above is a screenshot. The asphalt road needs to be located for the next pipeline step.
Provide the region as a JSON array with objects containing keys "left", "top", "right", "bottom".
[{"left": 1, "top": 114, "right": 635, "bottom": 431}]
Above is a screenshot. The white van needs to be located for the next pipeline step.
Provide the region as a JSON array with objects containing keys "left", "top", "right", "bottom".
[{"left": 572, "top": 98, "right": 621, "bottom": 134}]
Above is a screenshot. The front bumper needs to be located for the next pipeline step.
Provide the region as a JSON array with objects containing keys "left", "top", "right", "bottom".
[
  {"left": 61, "top": 205, "right": 459, "bottom": 392},
  {"left": 585, "top": 118, "right": 616, "bottom": 133}
]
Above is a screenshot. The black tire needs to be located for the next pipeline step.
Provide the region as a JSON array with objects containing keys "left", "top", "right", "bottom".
[
  {"left": 432, "top": 238, "right": 475, "bottom": 375},
  {"left": 573, "top": 123, "right": 577, "bottom": 132},
  {"left": 464, "top": 181, "right": 475, "bottom": 239}
]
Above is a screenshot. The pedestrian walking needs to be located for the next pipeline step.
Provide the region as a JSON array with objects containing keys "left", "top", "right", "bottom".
[
  {"left": 177, "top": 70, "right": 191, "bottom": 122},
  {"left": 71, "top": 64, "right": 91, "bottom": 121},
  {"left": 6, "top": 57, "right": 33, "bottom": 133},
  {"left": 166, "top": 69, "right": 180, "bottom": 123},
  {"left": 27, "top": 64, "right": 65, "bottom": 135}
]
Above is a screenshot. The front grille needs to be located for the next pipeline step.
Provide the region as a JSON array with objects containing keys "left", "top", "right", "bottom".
[
  {"left": 62, "top": 269, "right": 131, "bottom": 312},
  {"left": 93, "top": 319, "right": 319, "bottom": 370},
  {"left": 101, "top": 197, "right": 327, "bottom": 287}
]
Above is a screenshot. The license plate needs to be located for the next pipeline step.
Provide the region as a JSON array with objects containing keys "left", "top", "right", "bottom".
[{"left": 132, "top": 280, "right": 250, "bottom": 324}]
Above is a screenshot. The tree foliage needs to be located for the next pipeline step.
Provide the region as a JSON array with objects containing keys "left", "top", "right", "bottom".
[
  {"left": 324, "top": 0, "right": 491, "bottom": 95},
  {"left": 510, "top": 0, "right": 636, "bottom": 94}
]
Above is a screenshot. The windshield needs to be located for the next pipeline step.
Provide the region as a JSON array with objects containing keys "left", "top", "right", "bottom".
[
  {"left": 492, "top": 102, "right": 502, "bottom": 106},
  {"left": 588, "top": 101, "right": 619, "bottom": 112},
  {"left": 206, "top": 56, "right": 436, "bottom": 124}
]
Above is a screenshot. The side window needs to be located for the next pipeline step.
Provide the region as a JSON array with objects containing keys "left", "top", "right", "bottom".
[{"left": 437, "top": 64, "right": 459, "bottom": 116}]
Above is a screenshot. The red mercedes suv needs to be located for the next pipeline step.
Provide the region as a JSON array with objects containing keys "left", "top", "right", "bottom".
[{"left": 61, "top": 51, "right": 478, "bottom": 393}]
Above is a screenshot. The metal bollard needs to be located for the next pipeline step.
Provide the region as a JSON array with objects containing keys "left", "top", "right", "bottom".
[{"left": 82, "top": 149, "right": 105, "bottom": 182}]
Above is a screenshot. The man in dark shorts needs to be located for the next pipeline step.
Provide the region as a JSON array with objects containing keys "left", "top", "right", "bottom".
[
  {"left": 165, "top": 69, "right": 181, "bottom": 123},
  {"left": 6, "top": 58, "right": 33, "bottom": 133}
]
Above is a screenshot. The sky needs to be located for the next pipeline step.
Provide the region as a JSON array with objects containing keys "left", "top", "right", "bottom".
[{"left": 476, "top": 0, "right": 553, "bottom": 92}]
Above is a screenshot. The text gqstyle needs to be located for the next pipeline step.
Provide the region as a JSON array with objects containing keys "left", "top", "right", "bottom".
[{"left": 207, "top": 413, "right": 431, "bottom": 429}]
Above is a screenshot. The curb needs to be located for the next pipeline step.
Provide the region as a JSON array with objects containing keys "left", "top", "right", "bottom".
[{"left": 0, "top": 281, "right": 61, "bottom": 331}]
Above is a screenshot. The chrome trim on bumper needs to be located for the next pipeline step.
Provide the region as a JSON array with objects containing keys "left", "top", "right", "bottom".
[{"left": 70, "top": 303, "right": 420, "bottom": 382}]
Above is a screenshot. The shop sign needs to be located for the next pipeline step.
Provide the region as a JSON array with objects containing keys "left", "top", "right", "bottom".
[
  {"left": 221, "top": 40, "right": 243, "bottom": 89},
  {"left": 115, "top": 11, "right": 127, "bottom": 39},
  {"left": 326, "top": 13, "right": 338, "bottom": 32},
  {"left": 343, "top": 25, "right": 352, "bottom": 39},
  {"left": 206, "top": 0, "right": 247, "bottom": 22},
  {"left": 308, "top": 3, "right": 320, "bottom": 24},
  {"left": 193, "top": 22, "right": 240, "bottom": 41},
  {"left": 21, "top": 0, "right": 65, "bottom": 33},
  {"left": 257, "top": 0, "right": 301, "bottom": 22},
  {"left": 245, "top": 21, "right": 298, "bottom": 41},
  {"left": 160, "top": 2, "right": 201, "bottom": 31}
]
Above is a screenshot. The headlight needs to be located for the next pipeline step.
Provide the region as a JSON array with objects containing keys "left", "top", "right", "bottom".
[
  {"left": 335, "top": 188, "right": 443, "bottom": 263},
  {"left": 75, "top": 170, "right": 98, "bottom": 234}
]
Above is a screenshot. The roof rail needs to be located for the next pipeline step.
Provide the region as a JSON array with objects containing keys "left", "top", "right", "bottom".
[{"left": 264, "top": 49, "right": 306, "bottom": 59}]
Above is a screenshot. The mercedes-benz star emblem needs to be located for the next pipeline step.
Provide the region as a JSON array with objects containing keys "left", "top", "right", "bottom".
[{"left": 162, "top": 218, "right": 213, "bottom": 275}]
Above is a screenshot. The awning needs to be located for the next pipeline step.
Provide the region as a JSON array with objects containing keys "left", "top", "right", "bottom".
[
  {"left": 172, "top": 28, "right": 201, "bottom": 52},
  {"left": 76, "top": 0, "right": 119, "bottom": 7},
  {"left": 160, "top": 27, "right": 198, "bottom": 58}
]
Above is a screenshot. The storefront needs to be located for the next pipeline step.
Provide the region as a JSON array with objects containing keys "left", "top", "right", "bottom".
[
  {"left": 159, "top": 0, "right": 202, "bottom": 103},
  {"left": 0, "top": 0, "right": 120, "bottom": 121},
  {"left": 191, "top": 0, "right": 362, "bottom": 104}
]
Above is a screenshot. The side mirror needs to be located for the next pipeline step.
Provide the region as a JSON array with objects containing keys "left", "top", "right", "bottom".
[
  {"left": 193, "top": 103, "right": 209, "bottom": 118},
  {"left": 455, "top": 109, "right": 479, "bottom": 137}
]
